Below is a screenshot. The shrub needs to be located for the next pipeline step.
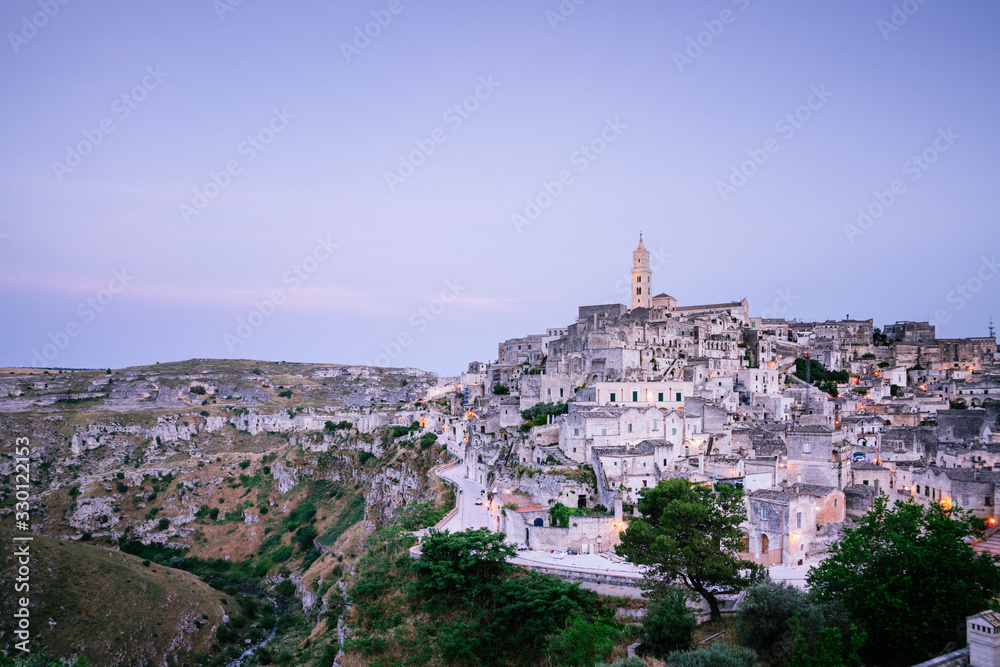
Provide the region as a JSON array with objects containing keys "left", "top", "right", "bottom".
[
  {"left": 643, "top": 588, "right": 697, "bottom": 656},
  {"left": 209, "top": 508, "right": 220, "bottom": 521},
  {"left": 666, "top": 643, "right": 760, "bottom": 667},
  {"left": 239, "top": 460, "right": 251, "bottom": 469},
  {"left": 190, "top": 385, "right": 207, "bottom": 395},
  {"left": 116, "top": 482, "right": 128, "bottom": 493},
  {"left": 492, "top": 383, "right": 510, "bottom": 395},
  {"left": 200, "top": 410, "right": 210, "bottom": 417},
  {"left": 277, "top": 390, "right": 292, "bottom": 398},
  {"left": 275, "top": 580, "right": 296, "bottom": 597},
  {"left": 157, "top": 518, "right": 170, "bottom": 531}
]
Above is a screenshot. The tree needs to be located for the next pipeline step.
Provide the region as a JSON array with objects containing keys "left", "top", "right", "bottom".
[
  {"left": 492, "top": 383, "right": 510, "bottom": 395},
  {"left": 616, "top": 479, "right": 763, "bottom": 619},
  {"left": 413, "top": 528, "right": 514, "bottom": 607},
  {"left": 808, "top": 496, "right": 1000, "bottom": 666},
  {"left": 642, "top": 587, "right": 696, "bottom": 656},
  {"left": 737, "top": 580, "right": 863, "bottom": 666}
]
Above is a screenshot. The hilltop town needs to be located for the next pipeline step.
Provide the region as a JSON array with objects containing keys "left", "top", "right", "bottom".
[{"left": 438, "top": 234, "right": 1000, "bottom": 570}]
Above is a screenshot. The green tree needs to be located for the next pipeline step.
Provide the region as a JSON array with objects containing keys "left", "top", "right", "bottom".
[
  {"left": 545, "top": 612, "right": 617, "bottom": 666},
  {"left": 616, "top": 478, "right": 762, "bottom": 619},
  {"left": 413, "top": 528, "right": 514, "bottom": 607},
  {"left": 808, "top": 496, "right": 1000, "bottom": 666},
  {"left": 642, "top": 587, "right": 696, "bottom": 656},
  {"left": 738, "top": 579, "right": 862, "bottom": 666},
  {"left": 492, "top": 383, "right": 510, "bottom": 395}
]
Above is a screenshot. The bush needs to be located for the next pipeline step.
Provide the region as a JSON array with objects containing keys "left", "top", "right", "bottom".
[
  {"left": 239, "top": 460, "right": 251, "bottom": 469},
  {"left": 157, "top": 518, "right": 170, "bottom": 531},
  {"left": 737, "top": 580, "right": 858, "bottom": 665},
  {"left": 275, "top": 580, "right": 296, "bottom": 597},
  {"left": 643, "top": 588, "right": 696, "bottom": 656},
  {"left": 209, "top": 508, "right": 220, "bottom": 521},
  {"left": 277, "top": 390, "right": 292, "bottom": 398},
  {"left": 492, "top": 383, "right": 510, "bottom": 395},
  {"left": 200, "top": 410, "right": 210, "bottom": 416},
  {"left": 666, "top": 643, "right": 760, "bottom": 667},
  {"left": 190, "top": 385, "right": 206, "bottom": 395},
  {"left": 596, "top": 659, "right": 645, "bottom": 667},
  {"left": 116, "top": 482, "right": 128, "bottom": 493}
]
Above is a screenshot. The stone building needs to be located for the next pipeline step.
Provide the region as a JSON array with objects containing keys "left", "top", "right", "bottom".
[{"left": 744, "top": 483, "right": 845, "bottom": 566}]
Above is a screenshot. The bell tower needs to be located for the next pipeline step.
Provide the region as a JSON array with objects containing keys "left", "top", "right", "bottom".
[{"left": 631, "top": 234, "right": 651, "bottom": 310}]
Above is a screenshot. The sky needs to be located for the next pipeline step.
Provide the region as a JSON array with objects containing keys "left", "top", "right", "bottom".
[{"left": 2, "top": 0, "right": 999, "bottom": 376}]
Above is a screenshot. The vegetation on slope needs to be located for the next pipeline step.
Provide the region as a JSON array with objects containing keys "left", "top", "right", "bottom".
[{"left": 0, "top": 536, "right": 234, "bottom": 667}]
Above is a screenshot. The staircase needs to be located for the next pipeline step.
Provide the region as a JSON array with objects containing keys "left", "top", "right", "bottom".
[{"left": 539, "top": 444, "right": 572, "bottom": 465}]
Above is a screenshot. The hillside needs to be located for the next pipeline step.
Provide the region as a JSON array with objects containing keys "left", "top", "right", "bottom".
[
  {"left": 0, "top": 359, "right": 457, "bottom": 666},
  {"left": 0, "top": 536, "right": 235, "bottom": 666}
]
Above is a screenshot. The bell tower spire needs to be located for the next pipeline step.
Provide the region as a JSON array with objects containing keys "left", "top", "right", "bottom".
[{"left": 631, "top": 234, "right": 651, "bottom": 310}]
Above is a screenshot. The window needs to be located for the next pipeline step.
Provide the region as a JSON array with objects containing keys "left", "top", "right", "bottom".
[
  {"left": 862, "top": 480, "right": 868, "bottom": 486},
  {"left": 796, "top": 512, "right": 802, "bottom": 529},
  {"left": 628, "top": 423, "right": 633, "bottom": 433},
  {"left": 762, "top": 506, "right": 769, "bottom": 519},
  {"left": 573, "top": 428, "right": 580, "bottom": 436},
  {"left": 637, "top": 287, "right": 642, "bottom": 295},
  {"left": 559, "top": 388, "right": 564, "bottom": 398},
  {"left": 601, "top": 428, "right": 607, "bottom": 436},
  {"left": 916, "top": 485, "right": 921, "bottom": 494},
  {"left": 610, "top": 392, "right": 616, "bottom": 402},
  {"left": 663, "top": 458, "right": 668, "bottom": 466},
  {"left": 642, "top": 480, "right": 647, "bottom": 487},
  {"left": 834, "top": 499, "right": 838, "bottom": 507},
  {"left": 987, "top": 497, "right": 993, "bottom": 506},
  {"left": 676, "top": 392, "right": 682, "bottom": 401},
  {"left": 672, "top": 428, "right": 677, "bottom": 435},
  {"left": 632, "top": 391, "right": 638, "bottom": 402},
  {"left": 637, "top": 276, "right": 641, "bottom": 282},
  {"left": 658, "top": 392, "right": 664, "bottom": 401},
  {"left": 803, "top": 442, "right": 812, "bottom": 454},
  {"left": 963, "top": 496, "right": 969, "bottom": 506},
  {"left": 652, "top": 422, "right": 658, "bottom": 431}
]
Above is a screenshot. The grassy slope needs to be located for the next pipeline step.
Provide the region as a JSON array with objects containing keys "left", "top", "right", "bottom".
[{"left": 0, "top": 536, "right": 233, "bottom": 666}]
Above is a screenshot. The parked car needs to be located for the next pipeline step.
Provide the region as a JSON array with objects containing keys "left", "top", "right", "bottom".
[
  {"left": 474, "top": 498, "right": 483, "bottom": 505},
  {"left": 550, "top": 550, "right": 566, "bottom": 559},
  {"left": 516, "top": 543, "right": 529, "bottom": 551}
]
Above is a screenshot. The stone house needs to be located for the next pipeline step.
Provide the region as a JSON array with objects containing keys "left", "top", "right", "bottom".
[{"left": 743, "top": 483, "right": 845, "bottom": 567}]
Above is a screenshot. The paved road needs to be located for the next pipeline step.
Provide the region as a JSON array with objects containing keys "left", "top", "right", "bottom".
[{"left": 438, "top": 462, "right": 491, "bottom": 532}]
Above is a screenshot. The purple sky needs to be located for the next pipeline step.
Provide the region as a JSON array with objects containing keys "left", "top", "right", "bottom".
[{"left": 2, "top": 1, "right": 999, "bottom": 375}]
